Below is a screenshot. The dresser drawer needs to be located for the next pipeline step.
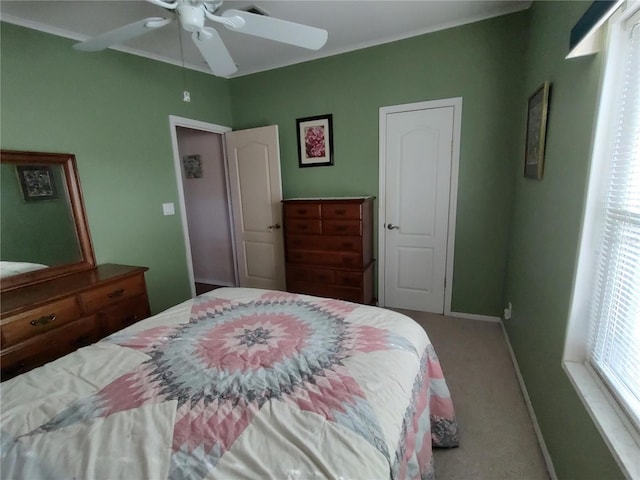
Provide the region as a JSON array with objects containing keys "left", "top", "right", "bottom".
[
  {"left": 321, "top": 203, "right": 362, "bottom": 219},
  {"left": 322, "top": 220, "right": 362, "bottom": 236},
  {"left": 286, "top": 265, "right": 336, "bottom": 284},
  {"left": 284, "top": 203, "right": 321, "bottom": 219},
  {"left": 78, "top": 274, "right": 146, "bottom": 313},
  {"left": 1, "top": 296, "right": 82, "bottom": 348},
  {"left": 285, "top": 219, "right": 322, "bottom": 235},
  {"left": 287, "top": 250, "right": 363, "bottom": 267},
  {"left": 287, "top": 234, "right": 363, "bottom": 253},
  {"left": 335, "top": 270, "right": 365, "bottom": 288},
  {"left": 287, "top": 281, "right": 363, "bottom": 303},
  {"left": 1, "top": 315, "right": 100, "bottom": 380},
  {"left": 99, "top": 296, "right": 150, "bottom": 337}
]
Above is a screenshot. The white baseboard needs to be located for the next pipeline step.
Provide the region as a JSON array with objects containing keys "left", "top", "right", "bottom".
[
  {"left": 449, "top": 311, "right": 501, "bottom": 322},
  {"left": 194, "top": 278, "right": 235, "bottom": 287},
  {"left": 500, "top": 321, "right": 558, "bottom": 480}
]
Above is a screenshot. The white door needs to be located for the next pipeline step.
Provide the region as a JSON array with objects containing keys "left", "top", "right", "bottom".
[
  {"left": 225, "top": 125, "right": 285, "bottom": 290},
  {"left": 381, "top": 103, "right": 457, "bottom": 313}
]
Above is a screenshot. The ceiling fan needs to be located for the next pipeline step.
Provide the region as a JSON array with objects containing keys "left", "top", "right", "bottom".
[{"left": 73, "top": 0, "right": 328, "bottom": 76}]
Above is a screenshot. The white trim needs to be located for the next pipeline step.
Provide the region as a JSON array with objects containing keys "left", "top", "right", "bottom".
[
  {"left": 564, "top": 4, "right": 625, "bottom": 364},
  {"left": 501, "top": 322, "right": 558, "bottom": 480},
  {"left": 377, "top": 97, "right": 462, "bottom": 315},
  {"left": 167, "top": 115, "right": 235, "bottom": 298},
  {"left": 1, "top": 14, "right": 216, "bottom": 77},
  {"left": 564, "top": 362, "right": 640, "bottom": 479},
  {"left": 224, "top": 2, "right": 531, "bottom": 77},
  {"left": 0, "top": 4, "right": 530, "bottom": 79},
  {"left": 449, "top": 312, "right": 501, "bottom": 323},
  {"left": 562, "top": 3, "right": 640, "bottom": 477}
]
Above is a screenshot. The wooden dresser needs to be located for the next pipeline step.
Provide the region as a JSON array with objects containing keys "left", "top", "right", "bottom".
[
  {"left": 0, "top": 264, "right": 150, "bottom": 381},
  {"left": 283, "top": 197, "right": 375, "bottom": 304}
]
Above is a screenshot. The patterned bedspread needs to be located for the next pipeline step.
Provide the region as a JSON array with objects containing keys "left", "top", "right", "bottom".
[{"left": 1, "top": 288, "right": 458, "bottom": 479}]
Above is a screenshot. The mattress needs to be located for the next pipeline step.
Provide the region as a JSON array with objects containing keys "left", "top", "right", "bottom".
[{"left": 1, "top": 287, "right": 458, "bottom": 479}]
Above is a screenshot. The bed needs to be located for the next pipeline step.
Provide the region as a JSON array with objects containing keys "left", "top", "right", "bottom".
[
  {"left": 0, "top": 287, "right": 458, "bottom": 479},
  {"left": 0, "top": 261, "right": 48, "bottom": 279}
]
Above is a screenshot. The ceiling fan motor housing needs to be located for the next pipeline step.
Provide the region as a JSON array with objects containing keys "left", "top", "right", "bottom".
[{"left": 177, "top": 4, "right": 205, "bottom": 32}]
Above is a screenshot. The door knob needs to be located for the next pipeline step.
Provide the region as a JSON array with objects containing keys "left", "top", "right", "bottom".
[
  {"left": 268, "top": 224, "right": 281, "bottom": 230},
  {"left": 387, "top": 224, "right": 399, "bottom": 230}
]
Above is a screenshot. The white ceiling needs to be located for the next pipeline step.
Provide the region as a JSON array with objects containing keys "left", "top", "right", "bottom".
[{"left": 0, "top": 0, "right": 531, "bottom": 78}]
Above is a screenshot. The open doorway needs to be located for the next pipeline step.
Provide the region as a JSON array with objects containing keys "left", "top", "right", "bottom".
[{"left": 169, "top": 116, "right": 237, "bottom": 297}]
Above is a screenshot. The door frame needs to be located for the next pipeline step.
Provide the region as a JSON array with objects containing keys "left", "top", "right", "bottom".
[
  {"left": 378, "top": 97, "right": 462, "bottom": 315},
  {"left": 168, "top": 115, "right": 237, "bottom": 298}
]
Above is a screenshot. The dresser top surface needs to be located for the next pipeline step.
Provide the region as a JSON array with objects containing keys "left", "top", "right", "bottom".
[
  {"left": 1, "top": 264, "right": 148, "bottom": 316},
  {"left": 283, "top": 196, "right": 374, "bottom": 202}
]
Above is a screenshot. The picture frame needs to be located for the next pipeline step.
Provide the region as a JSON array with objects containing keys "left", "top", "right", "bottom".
[
  {"left": 16, "top": 164, "right": 58, "bottom": 201},
  {"left": 182, "top": 154, "right": 203, "bottom": 179},
  {"left": 296, "top": 114, "right": 334, "bottom": 167},
  {"left": 524, "top": 82, "right": 551, "bottom": 180}
]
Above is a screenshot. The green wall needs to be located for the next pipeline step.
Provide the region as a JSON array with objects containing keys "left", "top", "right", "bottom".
[
  {"left": 230, "top": 12, "right": 527, "bottom": 316},
  {"left": 0, "top": 4, "right": 626, "bottom": 476},
  {"left": 1, "top": 163, "right": 79, "bottom": 265},
  {"left": 503, "top": 2, "right": 624, "bottom": 478},
  {"left": 0, "top": 23, "right": 233, "bottom": 312}
]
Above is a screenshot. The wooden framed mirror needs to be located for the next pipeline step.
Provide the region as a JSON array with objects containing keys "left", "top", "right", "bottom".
[{"left": 0, "top": 150, "right": 95, "bottom": 291}]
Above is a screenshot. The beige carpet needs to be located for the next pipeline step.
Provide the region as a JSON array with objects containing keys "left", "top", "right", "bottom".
[{"left": 394, "top": 309, "right": 551, "bottom": 480}]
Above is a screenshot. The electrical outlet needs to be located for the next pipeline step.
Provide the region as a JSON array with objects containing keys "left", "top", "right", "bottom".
[{"left": 503, "top": 302, "right": 513, "bottom": 320}]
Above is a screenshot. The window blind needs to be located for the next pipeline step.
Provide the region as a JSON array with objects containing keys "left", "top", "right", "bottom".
[{"left": 589, "top": 17, "right": 640, "bottom": 429}]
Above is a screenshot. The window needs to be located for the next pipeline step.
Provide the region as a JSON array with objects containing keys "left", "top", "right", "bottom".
[
  {"left": 564, "top": 2, "right": 640, "bottom": 477},
  {"left": 588, "top": 9, "right": 640, "bottom": 431}
]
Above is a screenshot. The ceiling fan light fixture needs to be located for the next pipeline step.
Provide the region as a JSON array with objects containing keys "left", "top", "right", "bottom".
[{"left": 176, "top": 4, "right": 205, "bottom": 32}]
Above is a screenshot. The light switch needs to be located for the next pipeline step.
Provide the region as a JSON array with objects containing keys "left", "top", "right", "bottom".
[{"left": 162, "top": 203, "right": 175, "bottom": 216}]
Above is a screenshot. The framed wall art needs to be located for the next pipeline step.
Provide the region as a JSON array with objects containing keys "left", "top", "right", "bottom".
[
  {"left": 182, "top": 154, "right": 203, "bottom": 179},
  {"left": 296, "top": 114, "right": 334, "bottom": 167},
  {"left": 524, "top": 82, "right": 551, "bottom": 180},
  {"left": 16, "top": 164, "right": 58, "bottom": 201}
]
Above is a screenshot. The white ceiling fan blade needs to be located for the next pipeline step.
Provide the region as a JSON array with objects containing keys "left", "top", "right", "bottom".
[
  {"left": 74, "top": 17, "right": 172, "bottom": 52},
  {"left": 221, "top": 9, "right": 328, "bottom": 50},
  {"left": 192, "top": 27, "right": 237, "bottom": 76}
]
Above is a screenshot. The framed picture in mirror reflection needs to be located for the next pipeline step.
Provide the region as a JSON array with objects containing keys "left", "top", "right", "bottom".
[{"left": 16, "top": 165, "right": 58, "bottom": 201}]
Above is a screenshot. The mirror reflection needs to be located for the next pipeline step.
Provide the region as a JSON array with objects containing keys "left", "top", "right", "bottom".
[
  {"left": 0, "top": 150, "right": 95, "bottom": 290},
  {"left": 1, "top": 162, "right": 82, "bottom": 279}
]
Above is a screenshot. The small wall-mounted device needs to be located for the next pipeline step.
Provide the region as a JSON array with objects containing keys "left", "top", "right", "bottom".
[{"left": 162, "top": 203, "right": 176, "bottom": 216}]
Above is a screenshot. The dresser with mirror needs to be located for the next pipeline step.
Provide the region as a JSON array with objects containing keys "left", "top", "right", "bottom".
[{"left": 0, "top": 150, "right": 150, "bottom": 380}]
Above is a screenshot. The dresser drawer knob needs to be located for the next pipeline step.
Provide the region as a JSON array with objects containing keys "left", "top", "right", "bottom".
[
  {"left": 30, "top": 314, "right": 56, "bottom": 327},
  {"left": 125, "top": 314, "right": 139, "bottom": 323},
  {"left": 335, "top": 209, "right": 346, "bottom": 215},
  {"left": 108, "top": 288, "right": 126, "bottom": 299}
]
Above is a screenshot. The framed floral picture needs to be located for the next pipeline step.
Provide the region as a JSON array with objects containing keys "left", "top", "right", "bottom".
[
  {"left": 296, "top": 114, "right": 334, "bottom": 167},
  {"left": 524, "top": 82, "right": 551, "bottom": 180}
]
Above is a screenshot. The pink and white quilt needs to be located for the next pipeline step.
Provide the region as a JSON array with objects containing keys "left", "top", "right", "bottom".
[{"left": 1, "top": 287, "right": 458, "bottom": 479}]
